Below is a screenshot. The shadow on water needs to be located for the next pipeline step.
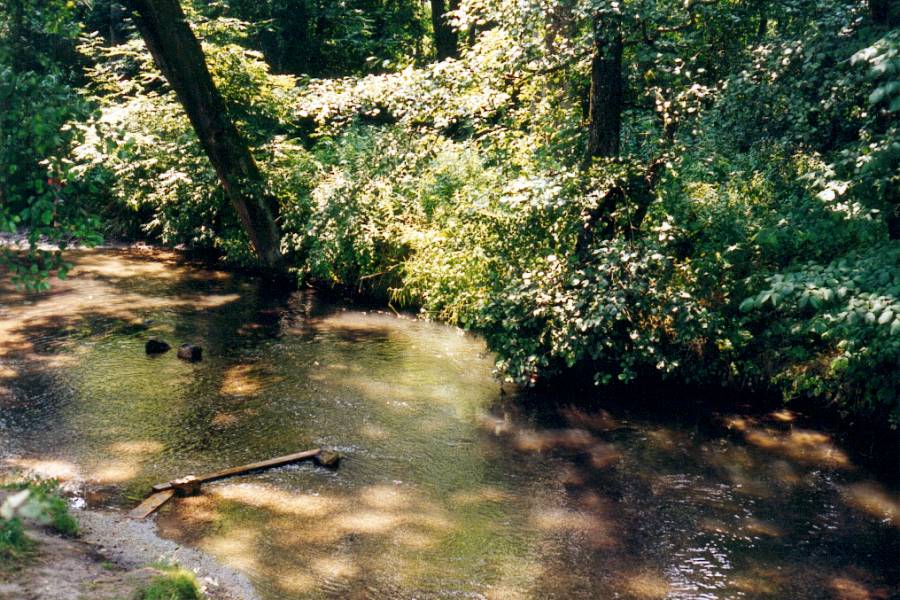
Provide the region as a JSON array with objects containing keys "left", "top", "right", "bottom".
[{"left": 1, "top": 248, "right": 898, "bottom": 599}]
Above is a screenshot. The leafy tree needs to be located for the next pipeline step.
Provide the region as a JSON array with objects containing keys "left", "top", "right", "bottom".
[
  {"left": 0, "top": 0, "right": 102, "bottom": 290},
  {"left": 121, "top": 0, "right": 285, "bottom": 272}
]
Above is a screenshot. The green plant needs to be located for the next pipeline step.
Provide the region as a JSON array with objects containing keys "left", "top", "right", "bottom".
[
  {"left": 2, "top": 479, "right": 78, "bottom": 537},
  {"left": 0, "top": 516, "right": 33, "bottom": 566},
  {"left": 132, "top": 566, "right": 202, "bottom": 600}
]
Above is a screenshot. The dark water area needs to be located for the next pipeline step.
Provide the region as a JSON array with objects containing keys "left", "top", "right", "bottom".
[{"left": 1, "top": 249, "right": 897, "bottom": 599}]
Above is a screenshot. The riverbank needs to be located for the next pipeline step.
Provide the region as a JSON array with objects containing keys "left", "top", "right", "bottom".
[{"left": 0, "top": 489, "right": 259, "bottom": 600}]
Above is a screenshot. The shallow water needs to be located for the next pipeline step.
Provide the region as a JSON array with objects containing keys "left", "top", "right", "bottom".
[{"left": 1, "top": 249, "right": 898, "bottom": 599}]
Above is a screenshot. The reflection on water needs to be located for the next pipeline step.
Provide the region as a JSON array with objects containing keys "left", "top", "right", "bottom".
[{"left": 1, "top": 249, "right": 898, "bottom": 599}]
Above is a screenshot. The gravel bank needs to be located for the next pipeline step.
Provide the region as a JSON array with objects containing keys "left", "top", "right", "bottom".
[{"left": 75, "top": 509, "right": 260, "bottom": 600}]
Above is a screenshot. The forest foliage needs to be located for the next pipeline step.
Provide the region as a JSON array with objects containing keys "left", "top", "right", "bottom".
[{"left": 1, "top": 0, "right": 898, "bottom": 422}]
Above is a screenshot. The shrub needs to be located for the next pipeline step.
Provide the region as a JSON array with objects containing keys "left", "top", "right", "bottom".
[{"left": 133, "top": 566, "right": 202, "bottom": 600}]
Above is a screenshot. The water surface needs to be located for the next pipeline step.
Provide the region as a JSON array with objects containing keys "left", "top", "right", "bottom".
[{"left": 1, "top": 249, "right": 897, "bottom": 599}]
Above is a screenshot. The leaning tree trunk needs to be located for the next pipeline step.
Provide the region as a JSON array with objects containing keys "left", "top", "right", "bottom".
[
  {"left": 123, "top": 0, "right": 285, "bottom": 272},
  {"left": 585, "top": 15, "right": 624, "bottom": 161},
  {"left": 431, "top": 0, "right": 460, "bottom": 60}
]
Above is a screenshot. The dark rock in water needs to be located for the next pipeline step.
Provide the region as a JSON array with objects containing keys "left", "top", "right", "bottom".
[
  {"left": 177, "top": 344, "right": 203, "bottom": 361},
  {"left": 145, "top": 338, "right": 171, "bottom": 354},
  {"left": 314, "top": 449, "right": 341, "bottom": 469}
]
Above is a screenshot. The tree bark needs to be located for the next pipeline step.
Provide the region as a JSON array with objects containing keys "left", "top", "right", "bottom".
[
  {"left": 431, "top": 0, "right": 459, "bottom": 60},
  {"left": 585, "top": 15, "right": 624, "bottom": 161},
  {"left": 123, "top": 0, "right": 285, "bottom": 272}
]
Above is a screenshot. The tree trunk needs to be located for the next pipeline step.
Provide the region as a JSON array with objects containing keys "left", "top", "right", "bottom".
[
  {"left": 585, "top": 15, "right": 624, "bottom": 161},
  {"left": 431, "top": 0, "right": 459, "bottom": 60},
  {"left": 123, "top": 0, "right": 285, "bottom": 272}
]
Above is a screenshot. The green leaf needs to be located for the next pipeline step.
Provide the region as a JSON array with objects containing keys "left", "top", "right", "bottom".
[{"left": 739, "top": 297, "right": 756, "bottom": 312}]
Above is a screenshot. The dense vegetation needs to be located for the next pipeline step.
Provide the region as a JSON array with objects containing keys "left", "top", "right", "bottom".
[
  {"left": 1, "top": 0, "right": 897, "bottom": 423},
  {"left": 1, "top": 479, "right": 78, "bottom": 566}
]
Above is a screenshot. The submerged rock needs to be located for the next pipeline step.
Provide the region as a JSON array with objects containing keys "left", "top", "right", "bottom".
[
  {"left": 145, "top": 338, "right": 171, "bottom": 354},
  {"left": 177, "top": 344, "right": 203, "bottom": 362},
  {"left": 314, "top": 449, "right": 342, "bottom": 469}
]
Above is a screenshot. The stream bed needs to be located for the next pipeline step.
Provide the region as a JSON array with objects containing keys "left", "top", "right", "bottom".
[{"left": 1, "top": 248, "right": 897, "bottom": 599}]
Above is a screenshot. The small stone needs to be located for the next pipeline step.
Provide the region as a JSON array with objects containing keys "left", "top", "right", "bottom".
[
  {"left": 177, "top": 344, "right": 203, "bottom": 361},
  {"left": 145, "top": 338, "right": 171, "bottom": 354},
  {"left": 314, "top": 449, "right": 341, "bottom": 469}
]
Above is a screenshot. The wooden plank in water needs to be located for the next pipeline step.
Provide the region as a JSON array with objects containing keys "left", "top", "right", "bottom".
[
  {"left": 128, "top": 489, "right": 175, "bottom": 519},
  {"left": 151, "top": 448, "right": 323, "bottom": 493}
]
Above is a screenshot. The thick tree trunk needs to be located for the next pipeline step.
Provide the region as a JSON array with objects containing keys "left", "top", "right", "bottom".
[
  {"left": 585, "top": 16, "right": 623, "bottom": 161},
  {"left": 431, "top": 0, "right": 459, "bottom": 60},
  {"left": 123, "top": 0, "right": 285, "bottom": 272}
]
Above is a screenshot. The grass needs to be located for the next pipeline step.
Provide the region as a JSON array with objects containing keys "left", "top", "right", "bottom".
[
  {"left": 132, "top": 564, "right": 203, "bottom": 600},
  {"left": 2, "top": 478, "right": 79, "bottom": 537},
  {"left": 0, "top": 517, "right": 34, "bottom": 568},
  {"left": 0, "top": 477, "right": 79, "bottom": 571}
]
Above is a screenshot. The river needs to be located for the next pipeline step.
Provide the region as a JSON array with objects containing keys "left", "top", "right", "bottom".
[{"left": 1, "top": 248, "right": 897, "bottom": 599}]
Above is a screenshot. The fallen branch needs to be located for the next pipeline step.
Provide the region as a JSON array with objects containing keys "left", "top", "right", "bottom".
[{"left": 129, "top": 447, "right": 341, "bottom": 519}]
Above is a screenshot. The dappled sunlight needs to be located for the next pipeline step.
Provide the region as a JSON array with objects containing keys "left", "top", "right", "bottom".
[
  {"left": 220, "top": 364, "right": 277, "bottom": 397},
  {"left": 644, "top": 427, "right": 695, "bottom": 453},
  {"left": 530, "top": 507, "right": 616, "bottom": 548},
  {"left": 624, "top": 571, "right": 670, "bottom": 599},
  {"left": 3, "top": 457, "right": 80, "bottom": 480},
  {"left": 201, "top": 527, "right": 262, "bottom": 574},
  {"left": 90, "top": 461, "right": 139, "bottom": 483},
  {"left": 359, "top": 484, "right": 407, "bottom": 509},
  {"left": 2, "top": 250, "right": 896, "bottom": 598},
  {"left": 109, "top": 440, "right": 164, "bottom": 455},
  {"left": 340, "top": 377, "right": 427, "bottom": 406},
  {"left": 588, "top": 443, "right": 621, "bottom": 469},
  {"left": 213, "top": 483, "right": 347, "bottom": 518},
  {"left": 88, "top": 440, "right": 165, "bottom": 482},
  {"left": 172, "top": 494, "right": 221, "bottom": 526},
  {"left": 357, "top": 422, "right": 389, "bottom": 441},
  {"left": 276, "top": 571, "right": 317, "bottom": 595},
  {"left": 561, "top": 406, "right": 621, "bottom": 431},
  {"left": 769, "top": 409, "right": 798, "bottom": 423},
  {"left": 310, "top": 556, "right": 359, "bottom": 580},
  {"left": 725, "top": 416, "right": 851, "bottom": 468},
  {"left": 729, "top": 569, "right": 783, "bottom": 595},
  {"left": 312, "top": 311, "right": 405, "bottom": 338},
  {"left": 478, "top": 412, "right": 514, "bottom": 436},
  {"left": 829, "top": 575, "right": 890, "bottom": 600},
  {"left": 0, "top": 250, "right": 243, "bottom": 366},
  {"left": 741, "top": 517, "right": 782, "bottom": 538},
  {"left": 744, "top": 427, "right": 850, "bottom": 467},
  {"left": 840, "top": 482, "right": 900, "bottom": 527},
  {"left": 70, "top": 249, "right": 189, "bottom": 280},
  {"left": 210, "top": 409, "right": 259, "bottom": 428},
  {"left": 513, "top": 428, "right": 595, "bottom": 453},
  {"left": 450, "top": 485, "right": 511, "bottom": 507}
]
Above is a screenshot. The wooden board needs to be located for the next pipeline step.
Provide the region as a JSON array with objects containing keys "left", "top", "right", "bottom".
[
  {"left": 151, "top": 448, "right": 323, "bottom": 493},
  {"left": 128, "top": 489, "right": 175, "bottom": 519}
]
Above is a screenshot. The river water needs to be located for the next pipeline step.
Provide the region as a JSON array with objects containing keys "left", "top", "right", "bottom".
[{"left": 0, "top": 249, "right": 897, "bottom": 599}]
